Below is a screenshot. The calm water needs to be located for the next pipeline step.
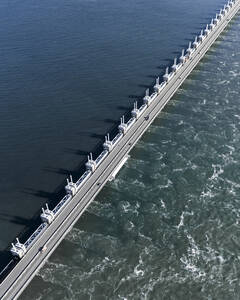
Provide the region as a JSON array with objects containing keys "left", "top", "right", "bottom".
[{"left": 1, "top": 0, "right": 240, "bottom": 298}]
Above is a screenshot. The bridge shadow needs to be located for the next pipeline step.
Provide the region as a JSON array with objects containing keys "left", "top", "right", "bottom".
[
  {"left": 146, "top": 74, "right": 158, "bottom": 79},
  {"left": 128, "top": 94, "right": 142, "bottom": 100},
  {"left": 22, "top": 188, "right": 60, "bottom": 202},
  {"left": 117, "top": 105, "right": 131, "bottom": 111},
  {"left": 0, "top": 207, "right": 45, "bottom": 281},
  {"left": 162, "top": 57, "right": 175, "bottom": 64},
  {"left": 2, "top": 10, "right": 233, "bottom": 282},
  {"left": 43, "top": 167, "right": 89, "bottom": 184},
  {"left": 17, "top": 21, "right": 222, "bottom": 216},
  {"left": 103, "top": 118, "right": 120, "bottom": 125},
  {"left": 63, "top": 149, "right": 89, "bottom": 156},
  {"left": 90, "top": 133, "right": 105, "bottom": 140},
  {"left": 179, "top": 44, "right": 189, "bottom": 49},
  {"left": 172, "top": 50, "right": 182, "bottom": 55},
  {"left": 0, "top": 214, "right": 37, "bottom": 228},
  {"left": 138, "top": 83, "right": 151, "bottom": 89}
]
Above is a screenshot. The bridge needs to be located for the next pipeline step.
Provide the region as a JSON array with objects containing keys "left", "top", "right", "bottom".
[{"left": 0, "top": 0, "right": 240, "bottom": 298}]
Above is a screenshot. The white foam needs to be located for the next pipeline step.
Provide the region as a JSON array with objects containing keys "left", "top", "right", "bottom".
[
  {"left": 210, "top": 164, "right": 224, "bottom": 180},
  {"left": 160, "top": 199, "right": 166, "bottom": 209},
  {"left": 177, "top": 212, "right": 184, "bottom": 230}
]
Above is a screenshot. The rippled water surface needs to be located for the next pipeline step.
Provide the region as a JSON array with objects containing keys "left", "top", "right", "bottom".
[{"left": 20, "top": 8, "right": 240, "bottom": 300}]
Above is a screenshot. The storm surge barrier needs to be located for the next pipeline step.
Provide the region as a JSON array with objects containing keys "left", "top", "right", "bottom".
[{"left": 1, "top": 0, "right": 240, "bottom": 298}]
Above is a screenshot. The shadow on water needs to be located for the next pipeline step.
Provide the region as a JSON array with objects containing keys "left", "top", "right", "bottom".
[
  {"left": 0, "top": 39, "right": 198, "bottom": 280},
  {"left": 199, "top": 19, "right": 213, "bottom": 24},
  {"left": 63, "top": 149, "right": 89, "bottom": 156},
  {"left": 162, "top": 58, "right": 175, "bottom": 64},
  {"left": 90, "top": 133, "right": 105, "bottom": 140},
  {"left": 44, "top": 167, "right": 85, "bottom": 183},
  {"left": 172, "top": 50, "right": 182, "bottom": 55},
  {"left": 190, "top": 31, "right": 201, "bottom": 35},
  {"left": 103, "top": 118, "right": 120, "bottom": 125},
  {"left": 0, "top": 45, "right": 180, "bottom": 278},
  {"left": 117, "top": 105, "right": 131, "bottom": 111},
  {"left": 179, "top": 44, "right": 189, "bottom": 49},
  {"left": 0, "top": 208, "right": 45, "bottom": 276},
  {"left": 22, "top": 188, "right": 61, "bottom": 202},
  {"left": 138, "top": 83, "right": 151, "bottom": 89},
  {"left": 128, "top": 94, "right": 142, "bottom": 100},
  {"left": 0, "top": 214, "right": 37, "bottom": 227}
]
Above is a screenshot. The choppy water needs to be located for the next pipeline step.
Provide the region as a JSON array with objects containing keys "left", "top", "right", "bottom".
[{"left": 20, "top": 9, "right": 240, "bottom": 300}]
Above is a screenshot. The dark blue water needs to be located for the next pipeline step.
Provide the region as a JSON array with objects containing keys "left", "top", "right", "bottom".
[{"left": 1, "top": 0, "right": 240, "bottom": 298}]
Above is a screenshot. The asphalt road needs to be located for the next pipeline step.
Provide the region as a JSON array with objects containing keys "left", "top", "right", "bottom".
[{"left": 1, "top": 1, "right": 240, "bottom": 299}]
